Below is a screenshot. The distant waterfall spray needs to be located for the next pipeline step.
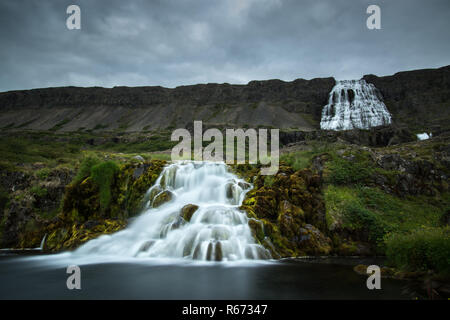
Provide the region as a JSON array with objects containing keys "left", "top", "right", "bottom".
[
  {"left": 320, "top": 79, "right": 392, "bottom": 131},
  {"left": 74, "top": 161, "right": 271, "bottom": 261}
]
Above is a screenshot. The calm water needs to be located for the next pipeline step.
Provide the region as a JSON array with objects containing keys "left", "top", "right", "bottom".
[{"left": 0, "top": 254, "right": 409, "bottom": 299}]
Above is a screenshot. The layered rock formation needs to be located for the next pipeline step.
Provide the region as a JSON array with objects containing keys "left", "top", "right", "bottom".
[
  {"left": 0, "top": 78, "right": 335, "bottom": 131},
  {"left": 0, "top": 65, "right": 449, "bottom": 134},
  {"left": 363, "top": 65, "right": 450, "bottom": 133}
]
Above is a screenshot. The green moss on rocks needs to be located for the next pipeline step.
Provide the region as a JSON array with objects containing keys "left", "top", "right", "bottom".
[
  {"left": 33, "top": 159, "right": 167, "bottom": 252},
  {"left": 181, "top": 204, "right": 199, "bottom": 222},
  {"left": 44, "top": 219, "right": 127, "bottom": 252},
  {"left": 239, "top": 164, "right": 331, "bottom": 258},
  {"left": 152, "top": 190, "right": 174, "bottom": 208}
]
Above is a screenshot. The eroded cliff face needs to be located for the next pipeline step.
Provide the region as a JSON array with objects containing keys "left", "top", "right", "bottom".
[
  {"left": 0, "top": 77, "right": 335, "bottom": 132},
  {"left": 1, "top": 65, "right": 448, "bottom": 134},
  {"left": 363, "top": 65, "right": 450, "bottom": 133}
]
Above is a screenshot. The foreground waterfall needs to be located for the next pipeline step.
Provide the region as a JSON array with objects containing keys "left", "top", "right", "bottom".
[
  {"left": 75, "top": 161, "right": 271, "bottom": 261},
  {"left": 320, "top": 79, "right": 392, "bottom": 130}
]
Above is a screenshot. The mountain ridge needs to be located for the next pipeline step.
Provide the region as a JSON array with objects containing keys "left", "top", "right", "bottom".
[{"left": 0, "top": 65, "right": 449, "bottom": 133}]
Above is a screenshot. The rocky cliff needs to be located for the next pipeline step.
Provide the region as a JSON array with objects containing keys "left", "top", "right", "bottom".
[
  {"left": 0, "top": 78, "right": 335, "bottom": 132},
  {"left": 0, "top": 65, "right": 448, "bottom": 134},
  {"left": 363, "top": 65, "right": 450, "bottom": 133}
]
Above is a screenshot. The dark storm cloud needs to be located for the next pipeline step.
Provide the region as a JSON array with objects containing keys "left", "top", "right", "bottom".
[{"left": 0, "top": 0, "right": 449, "bottom": 92}]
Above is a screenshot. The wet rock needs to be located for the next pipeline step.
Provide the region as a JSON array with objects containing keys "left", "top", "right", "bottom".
[
  {"left": 152, "top": 190, "right": 174, "bottom": 208},
  {"left": 133, "top": 166, "right": 145, "bottom": 179},
  {"left": 297, "top": 224, "right": 332, "bottom": 255},
  {"left": 215, "top": 241, "right": 223, "bottom": 261},
  {"left": 138, "top": 240, "right": 155, "bottom": 252},
  {"left": 248, "top": 219, "right": 265, "bottom": 243},
  {"left": 133, "top": 155, "right": 145, "bottom": 162},
  {"left": 238, "top": 181, "right": 252, "bottom": 190},
  {"left": 180, "top": 204, "right": 199, "bottom": 222}
]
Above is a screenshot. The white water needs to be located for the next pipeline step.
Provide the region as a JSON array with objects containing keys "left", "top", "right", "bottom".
[
  {"left": 73, "top": 161, "right": 271, "bottom": 262},
  {"left": 320, "top": 80, "right": 392, "bottom": 131},
  {"left": 417, "top": 132, "right": 432, "bottom": 140}
]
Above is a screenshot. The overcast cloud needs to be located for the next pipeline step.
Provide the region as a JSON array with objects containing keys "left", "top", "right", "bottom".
[{"left": 0, "top": 0, "right": 449, "bottom": 92}]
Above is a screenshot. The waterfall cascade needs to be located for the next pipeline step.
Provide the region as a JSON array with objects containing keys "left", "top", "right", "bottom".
[
  {"left": 75, "top": 161, "right": 271, "bottom": 261},
  {"left": 320, "top": 79, "right": 392, "bottom": 131}
]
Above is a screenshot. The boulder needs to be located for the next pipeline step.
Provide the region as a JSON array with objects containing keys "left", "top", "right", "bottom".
[
  {"left": 180, "top": 204, "right": 199, "bottom": 222},
  {"left": 152, "top": 190, "right": 174, "bottom": 208}
]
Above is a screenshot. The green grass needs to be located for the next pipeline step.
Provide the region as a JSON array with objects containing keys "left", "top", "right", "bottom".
[
  {"left": 280, "top": 142, "right": 334, "bottom": 171},
  {"left": 0, "top": 136, "right": 81, "bottom": 166},
  {"left": 385, "top": 226, "right": 450, "bottom": 275},
  {"left": 280, "top": 151, "right": 312, "bottom": 170},
  {"left": 324, "top": 185, "right": 448, "bottom": 250},
  {"left": 30, "top": 186, "right": 48, "bottom": 198},
  {"left": 90, "top": 161, "right": 119, "bottom": 210},
  {"left": 72, "top": 155, "right": 101, "bottom": 184},
  {"left": 96, "top": 134, "right": 176, "bottom": 153},
  {"left": 36, "top": 168, "right": 51, "bottom": 179},
  {"left": 325, "top": 152, "right": 374, "bottom": 185}
]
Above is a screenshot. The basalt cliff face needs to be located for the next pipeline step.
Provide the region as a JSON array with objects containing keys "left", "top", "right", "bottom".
[
  {"left": 0, "top": 65, "right": 448, "bottom": 134},
  {"left": 0, "top": 78, "right": 335, "bottom": 132},
  {"left": 363, "top": 65, "right": 450, "bottom": 133}
]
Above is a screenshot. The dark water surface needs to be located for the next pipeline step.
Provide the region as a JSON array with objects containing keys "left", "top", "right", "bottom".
[{"left": 0, "top": 254, "right": 409, "bottom": 299}]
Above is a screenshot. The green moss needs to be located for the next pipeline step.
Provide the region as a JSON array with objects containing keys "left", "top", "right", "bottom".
[
  {"left": 90, "top": 161, "right": 120, "bottom": 210},
  {"left": 181, "top": 204, "right": 199, "bottom": 222},
  {"left": 44, "top": 219, "right": 127, "bottom": 252},
  {"left": 248, "top": 219, "right": 265, "bottom": 243},
  {"left": 73, "top": 156, "right": 101, "bottom": 184},
  {"left": 36, "top": 168, "right": 51, "bottom": 179},
  {"left": 30, "top": 186, "right": 48, "bottom": 198}
]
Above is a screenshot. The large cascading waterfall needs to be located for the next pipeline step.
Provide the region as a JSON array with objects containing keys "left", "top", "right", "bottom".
[
  {"left": 320, "top": 79, "right": 392, "bottom": 131},
  {"left": 74, "top": 161, "right": 271, "bottom": 261}
]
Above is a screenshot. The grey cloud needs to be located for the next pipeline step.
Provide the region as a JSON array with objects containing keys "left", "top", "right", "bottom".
[{"left": 0, "top": 0, "right": 449, "bottom": 92}]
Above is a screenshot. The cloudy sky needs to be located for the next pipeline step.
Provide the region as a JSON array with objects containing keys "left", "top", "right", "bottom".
[{"left": 0, "top": 0, "right": 449, "bottom": 92}]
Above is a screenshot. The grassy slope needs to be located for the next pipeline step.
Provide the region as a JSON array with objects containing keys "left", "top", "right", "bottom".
[
  {"left": 0, "top": 130, "right": 448, "bottom": 274},
  {"left": 281, "top": 138, "right": 450, "bottom": 274}
]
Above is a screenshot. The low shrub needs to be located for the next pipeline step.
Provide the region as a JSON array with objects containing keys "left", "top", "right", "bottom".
[
  {"left": 326, "top": 155, "right": 374, "bottom": 185},
  {"left": 385, "top": 226, "right": 450, "bottom": 275}
]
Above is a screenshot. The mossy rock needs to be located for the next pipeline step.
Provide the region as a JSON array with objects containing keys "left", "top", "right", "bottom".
[
  {"left": 44, "top": 219, "right": 126, "bottom": 252},
  {"left": 277, "top": 200, "right": 305, "bottom": 240},
  {"left": 181, "top": 204, "right": 199, "bottom": 222},
  {"left": 248, "top": 219, "right": 265, "bottom": 243},
  {"left": 297, "top": 224, "right": 332, "bottom": 255},
  {"left": 152, "top": 190, "right": 174, "bottom": 208},
  {"left": 239, "top": 165, "right": 329, "bottom": 258}
]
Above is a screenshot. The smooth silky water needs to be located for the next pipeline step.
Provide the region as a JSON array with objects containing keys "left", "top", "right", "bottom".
[
  {"left": 0, "top": 161, "right": 409, "bottom": 299},
  {"left": 320, "top": 79, "right": 392, "bottom": 130}
]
